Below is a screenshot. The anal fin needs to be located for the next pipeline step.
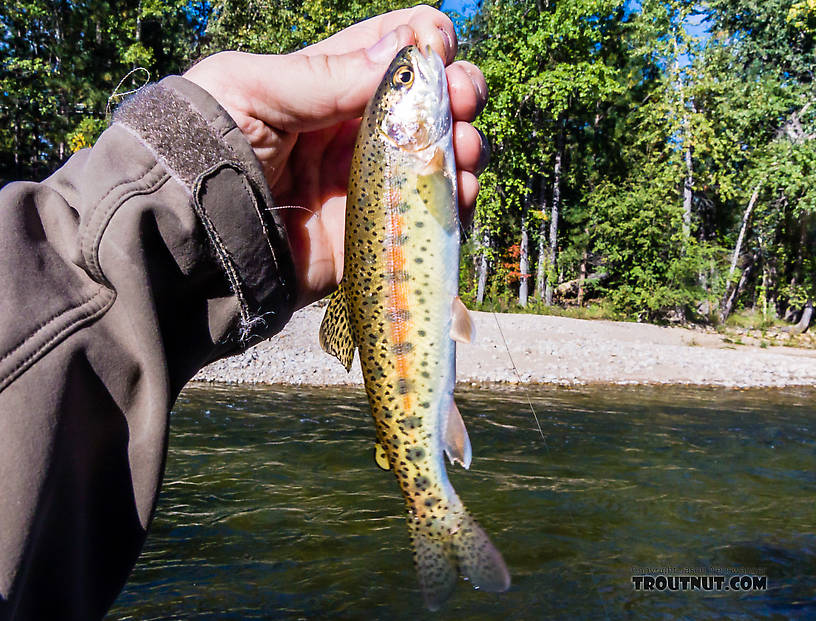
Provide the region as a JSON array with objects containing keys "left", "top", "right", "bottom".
[
  {"left": 319, "top": 283, "right": 355, "bottom": 371},
  {"left": 444, "top": 400, "right": 472, "bottom": 469}
]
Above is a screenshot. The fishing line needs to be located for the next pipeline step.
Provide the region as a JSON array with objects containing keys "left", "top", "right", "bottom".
[
  {"left": 106, "top": 67, "right": 151, "bottom": 118},
  {"left": 456, "top": 216, "right": 544, "bottom": 442},
  {"left": 265, "top": 205, "right": 319, "bottom": 215},
  {"left": 490, "top": 312, "right": 544, "bottom": 440},
  {"left": 462, "top": 216, "right": 610, "bottom": 619},
  {"left": 489, "top": 307, "right": 610, "bottom": 620}
]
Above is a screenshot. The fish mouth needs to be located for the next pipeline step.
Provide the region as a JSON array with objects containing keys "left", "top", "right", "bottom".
[
  {"left": 378, "top": 44, "right": 451, "bottom": 151},
  {"left": 414, "top": 45, "right": 446, "bottom": 101}
]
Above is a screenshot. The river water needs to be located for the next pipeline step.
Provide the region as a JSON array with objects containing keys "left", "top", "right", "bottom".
[{"left": 108, "top": 384, "right": 815, "bottom": 619}]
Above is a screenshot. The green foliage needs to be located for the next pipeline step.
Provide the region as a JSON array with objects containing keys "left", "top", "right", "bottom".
[
  {"left": 588, "top": 163, "right": 721, "bottom": 318},
  {"left": 707, "top": 0, "right": 816, "bottom": 80},
  {"left": 0, "top": 0, "right": 207, "bottom": 183},
  {"left": 463, "top": 0, "right": 816, "bottom": 322},
  {"left": 203, "top": 0, "right": 427, "bottom": 54},
  {"left": 4, "top": 0, "right": 816, "bottom": 326},
  {"left": 67, "top": 116, "right": 109, "bottom": 152},
  {"left": 724, "top": 309, "right": 789, "bottom": 331},
  {"left": 788, "top": 0, "right": 816, "bottom": 32}
]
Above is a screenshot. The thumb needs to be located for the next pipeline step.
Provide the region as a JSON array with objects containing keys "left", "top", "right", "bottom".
[{"left": 261, "top": 25, "right": 417, "bottom": 133}]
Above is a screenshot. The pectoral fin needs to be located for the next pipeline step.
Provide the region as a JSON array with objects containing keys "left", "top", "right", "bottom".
[
  {"left": 450, "top": 296, "right": 476, "bottom": 344},
  {"left": 444, "top": 400, "right": 472, "bottom": 469},
  {"left": 374, "top": 441, "right": 391, "bottom": 471},
  {"left": 417, "top": 147, "right": 457, "bottom": 234},
  {"left": 319, "top": 283, "right": 355, "bottom": 371}
]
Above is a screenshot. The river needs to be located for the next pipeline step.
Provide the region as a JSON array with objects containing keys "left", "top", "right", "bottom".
[{"left": 108, "top": 384, "right": 815, "bottom": 619}]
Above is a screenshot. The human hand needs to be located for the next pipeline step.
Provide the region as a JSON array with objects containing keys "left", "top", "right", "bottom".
[{"left": 184, "top": 5, "right": 488, "bottom": 309}]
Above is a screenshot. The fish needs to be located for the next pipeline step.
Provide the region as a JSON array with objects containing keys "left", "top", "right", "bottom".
[{"left": 319, "top": 45, "right": 510, "bottom": 610}]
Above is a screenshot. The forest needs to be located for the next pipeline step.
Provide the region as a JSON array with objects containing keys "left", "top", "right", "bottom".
[{"left": 3, "top": 0, "right": 816, "bottom": 328}]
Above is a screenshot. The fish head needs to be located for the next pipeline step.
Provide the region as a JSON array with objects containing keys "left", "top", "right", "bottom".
[{"left": 372, "top": 45, "right": 451, "bottom": 152}]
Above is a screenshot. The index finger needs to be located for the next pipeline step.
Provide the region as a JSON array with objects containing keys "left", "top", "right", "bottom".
[{"left": 297, "top": 5, "right": 457, "bottom": 65}]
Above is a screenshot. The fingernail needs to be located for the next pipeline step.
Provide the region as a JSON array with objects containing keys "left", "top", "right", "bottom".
[
  {"left": 472, "top": 78, "right": 487, "bottom": 115},
  {"left": 366, "top": 30, "right": 398, "bottom": 64},
  {"left": 476, "top": 127, "right": 491, "bottom": 175},
  {"left": 463, "top": 65, "right": 488, "bottom": 115},
  {"left": 461, "top": 205, "right": 475, "bottom": 231},
  {"left": 438, "top": 27, "right": 454, "bottom": 62}
]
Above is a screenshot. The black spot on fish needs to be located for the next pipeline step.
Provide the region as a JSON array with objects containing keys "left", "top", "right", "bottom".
[{"left": 406, "top": 447, "right": 425, "bottom": 461}]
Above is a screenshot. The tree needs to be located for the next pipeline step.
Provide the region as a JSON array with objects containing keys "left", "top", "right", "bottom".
[
  {"left": 464, "top": 0, "right": 625, "bottom": 307},
  {"left": 203, "top": 0, "right": 424, "bottom": 55},
  {"left": 0, "top": 1, "right": 208, "bottom": 184},
  {"left": 700, "top": 0, "right": 816, "bottom": 323}
]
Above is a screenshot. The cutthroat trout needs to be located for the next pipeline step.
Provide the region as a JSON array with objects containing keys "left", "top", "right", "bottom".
[{"left": 319, "top": 45, "right": 510, "bottom": 610}]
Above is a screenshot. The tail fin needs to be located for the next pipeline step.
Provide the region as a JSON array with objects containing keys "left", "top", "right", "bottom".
[{"left": 409, "top": 511, "right": 511, "bottom": 611}]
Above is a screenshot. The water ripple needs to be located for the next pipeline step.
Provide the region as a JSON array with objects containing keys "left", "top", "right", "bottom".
[{"left": 109, "top": 384, "right": 816, "bottom": 620}]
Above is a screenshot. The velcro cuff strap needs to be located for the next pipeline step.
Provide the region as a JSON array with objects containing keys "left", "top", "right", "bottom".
[{"left": 113, "top": 77, "right": 296, "bottom": 343}]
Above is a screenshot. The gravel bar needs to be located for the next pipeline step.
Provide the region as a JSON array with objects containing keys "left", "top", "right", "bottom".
[{"left": 193, "top": 303, "right": 816, "bottom": 388}]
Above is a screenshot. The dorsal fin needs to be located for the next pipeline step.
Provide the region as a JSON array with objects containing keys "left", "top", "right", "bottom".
[
  {"left": 450, "top": 296, "right": 476, "bottom": 344},
  {"left": 319, "top": 283, "right": 355, "bottom": 371},
  {"left": 444, "top": 399, "right": 472, "bottom": 469}
]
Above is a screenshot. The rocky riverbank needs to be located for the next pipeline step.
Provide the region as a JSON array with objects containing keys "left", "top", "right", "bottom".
[{"left": 193, "top": 303, "right": 816, "bottom": 388}]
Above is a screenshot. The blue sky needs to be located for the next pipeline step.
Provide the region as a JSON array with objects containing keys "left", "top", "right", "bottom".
[
  {"left": 440, "top": 0, "right": 481, "bottom": 19},
  {"left": 685, "top": 9, "right": 711, "bottom": 40}
]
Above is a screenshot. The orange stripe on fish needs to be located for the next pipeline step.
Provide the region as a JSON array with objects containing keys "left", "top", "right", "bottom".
[{"left": 386, "top": 182, "right": 414, "bottom": 411}]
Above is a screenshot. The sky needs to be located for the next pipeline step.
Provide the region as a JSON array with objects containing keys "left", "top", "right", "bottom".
[
  {"left": 440, "top": 0, "right": 481, "bottom": 19},
  {"left": 685, "top": 9, "right": 712, "bottom": 41}
]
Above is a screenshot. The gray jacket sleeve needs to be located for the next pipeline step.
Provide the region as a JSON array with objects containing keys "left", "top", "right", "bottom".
[{"left": 0, "top": 76, "right": 296, "bottom": 620}]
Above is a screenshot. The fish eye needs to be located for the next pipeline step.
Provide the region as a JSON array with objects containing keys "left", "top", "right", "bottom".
[{"left": 392, "top": 65, "right": 414, "bottom": 88}]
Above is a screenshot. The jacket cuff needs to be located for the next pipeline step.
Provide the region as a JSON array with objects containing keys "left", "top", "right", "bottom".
[{"left": 113, "top": 75, "right": 296, "bottom": 344}]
